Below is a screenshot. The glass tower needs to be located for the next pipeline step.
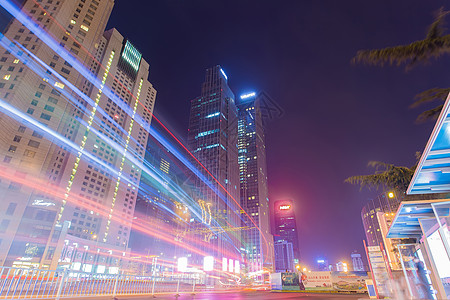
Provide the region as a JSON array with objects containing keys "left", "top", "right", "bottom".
[
  {"left": 237, "top": 92, "right": 274, "bottom": 274},
  {"left": 187, "top": 65, "right": 241, "bottom": 268}
]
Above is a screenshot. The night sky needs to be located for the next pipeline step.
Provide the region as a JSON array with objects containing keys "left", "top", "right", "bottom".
[
  {"left": 2, "top": 0, "right": 449, "bottom": 268},
  {"left": 106, "top": 1, "right": 450, "bottom": 267}
]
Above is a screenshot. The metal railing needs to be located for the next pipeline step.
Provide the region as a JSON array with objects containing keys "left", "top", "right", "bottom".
[{"left": 0, "top": 267, "right": 202, "bottom": 299}]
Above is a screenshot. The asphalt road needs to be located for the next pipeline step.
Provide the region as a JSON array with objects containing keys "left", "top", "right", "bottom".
[{"left": 112, "top": 291, "right": 368, "bottom": 300}]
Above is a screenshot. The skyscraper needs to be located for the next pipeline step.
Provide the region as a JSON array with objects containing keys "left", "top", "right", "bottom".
[
  {"left": 237, "top": 92, "right": 274, "bottom": 274},
  {"left": 273, "top": 199, "right": 300, "bottom": 265},
  {"left": 351, "top": 251, "right": 364, "bottom": 271},
  {"left": 187, "top": 65, "right": 241, "bottom": 267},
  {"left": 0, "top": 1, "right": 156, "bottom": 271},
  {"left": 274, "top": 240, "right": 294, "bottom": 273}
]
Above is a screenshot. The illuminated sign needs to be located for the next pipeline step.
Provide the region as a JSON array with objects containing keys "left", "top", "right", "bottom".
[
  {"left": 235, "top": 261, "right": 240, "bottom": 274},
  {"left": 32, "top": 199, "right": 56, "bottom": 207},
  {"left": 222, "top": 258, "right": 227, "bottom": 272},
  {"left": 220, "top": 68, "right": 228, "bottom": 80},
  {"left": 228, "top": 259, "right": 234, "bottom": 273},
  {"left": 279, "top": 205, "right": 291, "bottom": 210},
  {"left": 121, "top": 40, "right": 142, "bottom": 72},
  {"left": 203, "top": 256, "right": 214, "bottom": 272},
  {"left": 178, "top": 257, "right": 188, "bottom": 272},
  {"left": 240, "top": 92, "right": 256, "bottom": 99},
  {"left": 317, "top": 259, "right": 325, "bottom": 264}
]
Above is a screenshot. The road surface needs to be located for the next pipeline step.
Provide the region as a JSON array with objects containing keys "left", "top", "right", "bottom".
[{"left": 110, "top": 290, "right": 368, "bottom": 300}]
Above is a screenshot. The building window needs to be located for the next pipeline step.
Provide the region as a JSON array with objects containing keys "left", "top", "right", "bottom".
[
  {"left": 6, "top": 203, "right": 17, "bottom": 215},
  {"left": 27, "top": 108, "right": 35, "bottom": 115},
  {"left": 28, "top": 140, "right": 40, "bottom": 148},
  {"left": 3, "top": 156, "right": 12, "bottom": 163},
  {"left": 8, "top": 145, "right": 17, "bottom": 153},
  {"left": 0, "top": 220, "right": 10, "bottom": 233},
  {"left": 13, "top": 135, "right": 21, "bottom": 142},
  {"left": 24, "top": 150, "right": 36, "bottom": 158},
  {"left": 40, "top": 113, "right": 51, "bottom": 121}
]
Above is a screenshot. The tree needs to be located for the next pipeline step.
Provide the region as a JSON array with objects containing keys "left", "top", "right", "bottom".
[
  {"left": 352, "top": 7, "right": 450, "bottom": 122},
  {"left": 345, "top": 161, "right": 415, "bottom": 193}
]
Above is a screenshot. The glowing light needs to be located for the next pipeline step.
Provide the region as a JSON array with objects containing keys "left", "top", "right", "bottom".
[
  {"left": 54, "top": 82, "right": 64, "bottom": 89},
  {"left": 178, "top": 257, "right": 188, "bottom": 272},
  {"left": 234, "top": 261, "right": 240, "bottom": 274},
  {"left": 220, "top": 68, "right": 228, "bottom": 80},
  {"left": 222, "top": 258, "right": 227, "bottom": 271},
  {"left": 97, "top": 265, "right": 105, "bottom": 274},
  {"left": 80, "top": 25, "right": 89, "bottom": 31},
  {"left": 388, "top": 192, "right": 395, "bottom": 198},
  {"left": 121, "top": 40, "right": 142, "bottom": 72},
  {"left": 13, "top": 59, "right": 19, "bottom": 63},
  {"left": 205, "top": 112, "right": 220, "bottom": 118},
  {"left": 317, "top": 259, "right": 325, "bottom": 263},
  {"left": 279, "top": 205, "right": 291, "bottom": 210},
  {"left": 3, "top": 74, "right": 10, "bottom": 80},
  {"left": 109, "top": 267, "right": 119, "bottom": 274},
  {"left": 203, "top": 256, "right": 214, "bottom": 271},
  {"left": 228, "top": 259, "right": 234, "bottom": 273},
  {"left": 240, "top": 92, "right": 256, "bottom": 99},
  {"left": 32, "top": 199, "right": 56, "bottom": 207}
]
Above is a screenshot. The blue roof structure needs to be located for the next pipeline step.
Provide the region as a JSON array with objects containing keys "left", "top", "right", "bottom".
[
  {"left": 408, "top": 94, "right": 450, "bottom": 194},
  {"left": 387, "top": 200, "right": 449, "bottom": 238}
]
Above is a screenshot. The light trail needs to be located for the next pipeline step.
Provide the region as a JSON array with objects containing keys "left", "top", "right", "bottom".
[{"left": 0, "top": 0, "right": 268, "bottom": 262}]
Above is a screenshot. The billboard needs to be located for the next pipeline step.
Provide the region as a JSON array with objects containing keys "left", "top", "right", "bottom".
[
  {"left": 281, "top": 272, "right": 300, "bottom": 290},
  {"left": 302, "top": 271, "right": 333, "bottom": 290},
  {"left": 331, "top": 271, "right": 369, "bottom": 292}
]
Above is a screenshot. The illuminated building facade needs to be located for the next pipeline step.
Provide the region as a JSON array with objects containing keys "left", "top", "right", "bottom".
[
  {"left": 361, "top": 192, "right": 401, "bottom": 247},
  {"left": 274, "top": 240, "right": 294, "bottom": 272},
  {"left": 273, "top": 199, "right": 300, "bottom": 264},
  {"left": 351, "top": 251, "right": 364, "bottom": 271},
  {"left": 0, "top": 0, "right": 156, "bottom": 271},
  {"left": 237, "top": 92, "right": 274, "bottom": 273},
  {"left": 131, "top": 138, "right": 191, "bottom": 268},
  {"left": 187, "top": 65, "right": 241, "bottom": 267}
]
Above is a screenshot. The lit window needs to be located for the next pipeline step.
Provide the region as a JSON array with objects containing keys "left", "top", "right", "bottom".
[
  {"left": 13, "top": 59, "right": 19, "bottom": 64},
  {"left": 70, "top": 20, "right": 76, "bottom": 24},
  {"left": 3, "top": 75, "right": 11, "bottom": 80},
  {"left": 80, "top": 25, "right": 89, "bottom": 31},
  {"left": 54, "top": 82, "right": 65, "bottom": 89}
]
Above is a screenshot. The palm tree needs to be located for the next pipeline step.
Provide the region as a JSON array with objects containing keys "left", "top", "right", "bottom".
[
  {"left": 352, "top": 7, "right": 450, "bottom": 122},
  {"left": 345, "top": 161, "right": 416, "bottom": 194}
]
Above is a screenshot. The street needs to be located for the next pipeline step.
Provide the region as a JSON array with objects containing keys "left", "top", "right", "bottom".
[{"left": 111, "top": 291, "right": 368, "bottom": 300}]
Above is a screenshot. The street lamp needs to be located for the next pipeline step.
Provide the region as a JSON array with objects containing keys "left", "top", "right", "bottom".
[{"left": 388, "top": 192, "right": 395, "bottom": 198}]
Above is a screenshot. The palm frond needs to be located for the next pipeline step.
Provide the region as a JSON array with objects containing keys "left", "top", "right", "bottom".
[
  {"left": 426, "top": 7, "right": 449, "bottom": 40},
  {"left": 345, "top": 161, "right": 415, "bottom": 192},
  {"left": 352, "top": 36, "right": 450, "bottom": 69},
  {"left": 352, "top": 8, "right": 450, "bottom": 70},
  {"left": 415, "top": 104, "right": 444, "bottom": 123},
  {"left": 410, "top": 87, "right": 450, "bottom": 108}
]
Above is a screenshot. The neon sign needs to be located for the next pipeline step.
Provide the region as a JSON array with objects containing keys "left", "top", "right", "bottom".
[
  {"left": 240, "top": 92, "right": 256, "bottom": 99},
  {"left": 279, "top": 205, "right": 291, "bottom": 210}
]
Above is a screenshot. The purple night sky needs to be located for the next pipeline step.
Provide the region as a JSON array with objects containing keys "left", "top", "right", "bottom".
[{"left": 103, "top": 1, "right": 449, "bottom": 267}]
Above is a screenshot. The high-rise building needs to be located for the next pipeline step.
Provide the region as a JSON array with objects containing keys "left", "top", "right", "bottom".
[
  {"left": 237, "top": 92, "right": 274, "bottom": 273},
  {"left": 351, "top": 251, "right": 364, "bottom": 271},
  {"left": 361, "top": 192, "right": 401, "bottom": 247},
  {"left": 274, "top": 240, "right": 294, "bottom": 273},
  {"left": 273, "top": 199, "right": 300, "bottom": 263},
  {"left": 187, "top": 65, "right": 241, "bottom": 267},
  {"left": 0, "top": 1, "right": 156, "bottom": 271},
  {"left": 316, "top": 258, "right": 329, "bottom": 271},
  {"left": 336, "top": 261, "right": 348, "bottom": 272}
]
